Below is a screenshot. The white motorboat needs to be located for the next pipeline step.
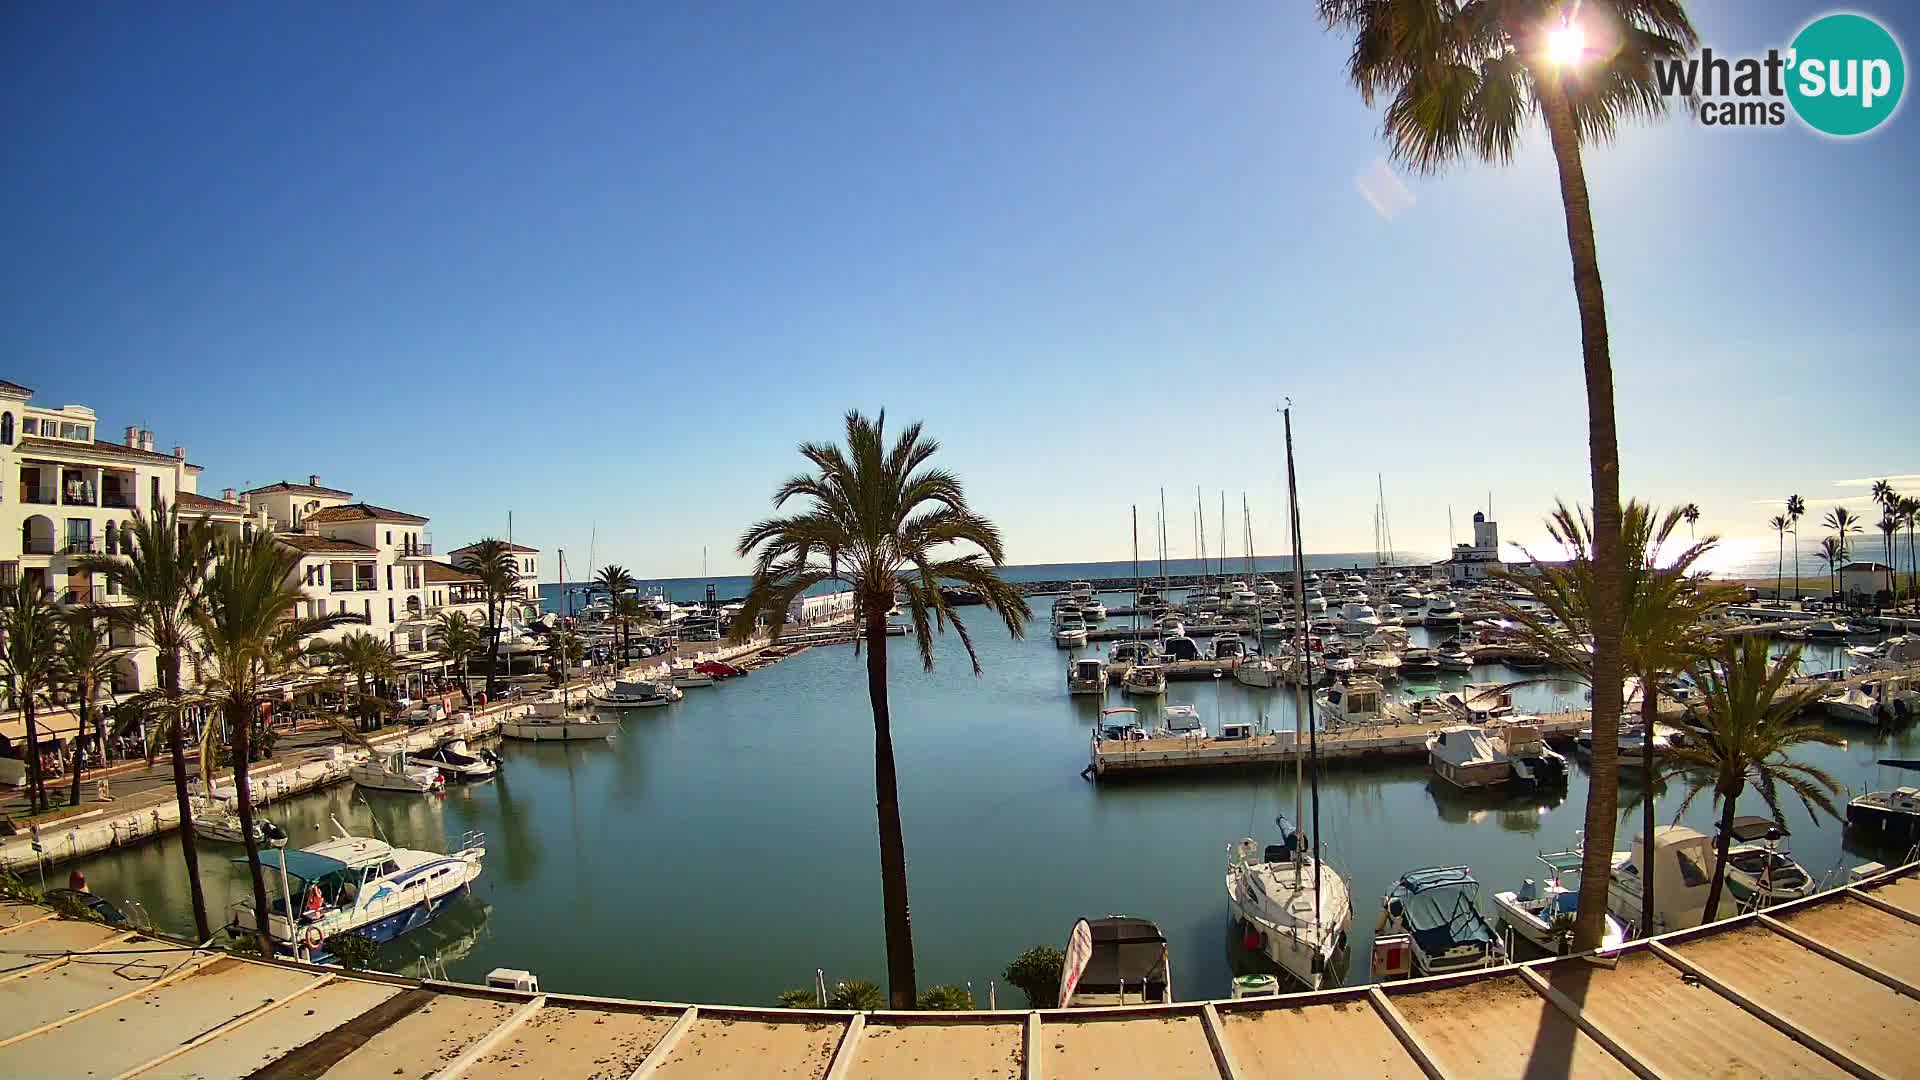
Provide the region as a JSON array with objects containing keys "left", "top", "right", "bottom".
[
  {"left": 1848, "top": 785, "right": 1920, "bottom": 843},
  {"left": 1427, "top": 722, "right": 1568, "bottom": 790},
  {"left": 1258, "top": 608, "right": 1287, "bottom": 638},
  {"left": 230, "top": 824, "right": 485, "bottom": 958},
  {"left": 1068, "top": 581, "right": 1095, "bottom": 602},
  {"left": 1211, "top": 633, "right": 1248, "bottom": 661},
  {"left": 1158, "top": 703, "right": 1205, "bottom": 737},
  {"left": 1054, "top": 616, "right": 1089, "bottom": 648},
  {"left": 669, "top": 661, "right": 715, "bottom": 688},
  {"left": 1191, "top": 589, "right": 1224, "bottom": 613},
  {"left": 1806, "top": 619, "right": 1858, "bottom": 640},
  {"left": 1108, "top": 640, "right": 1153, "bottom": 667},
  {"left": 1159, "top": 635, "right": 1202, "bottom": 662},
  {"left": 1068, "top": 657, "right": 1109, "bottom": 696},
  {"left": 351, "top": 750, "right": 444, "bottom": 794},
  {"left": 1816, "top": 685, "right": 1879, "bottom": 725},
  {"left": 1720, "top": 817, "right": 1816, "bottom": 910},
  {"left": 1849, "top": 634, "right": 1920, "bottom": 672},
  {"left": 1423, "top": 597, "right": 1464, "bottom": 629},
  {"left": 1253, "top": 577, "right": 1280, "bottom": 597},
  {"left": 1400, "top": 648, "right": 1441, "bottom": 678},
  {"left": 1576, "top": 721, "right": 1680, "bottom": 767},
  {"left": 409, "top": 738, "right": 500, "bottom": 782},
  {"left": 1606, "top": 825, "right": 1731, "bottom": 936},
  {"left": 1376, "top": 866, "right": 1505, "bottom": 976},
  {"left": 1057, "top": 915, "right": 1172, "bottom": 1007},
  {"left": 1227, "top": 828, "right": 1352, "bottom": 990},
  {"left": 1491, "top": 849, "right": 1628, "bottom": 955},
  {"left": 1232, "top": 655, "right": 1288, "bottom": 689},
  {"left": 1157, "top": 614, "right": 1186, "bottom": 639},
  {"left": 1339, "top": 602, "right": 1383, "bottom": 636},
  {"left": 1080, "top": 598, "right": 1108, "bottom": 621},
  {"left": 1360, "top": 645, "right": 1402, "bottom": 679},
  {"left": 1441, "top": 683, "right": 1516, "bottom": 723},
  {"left": 1435, "top": 641, "right": 1474, "bottom": 672},
  {"left": 1314, "top": 676, "right": 1385, "bottom": 730},
  {"left": 588, "top": 678, "right": 682, "bottom": 708},
  {"left": 502, "top": 698, "right": 621, "bottom": 741},
  {"left": 1302, "top": 589, "right": 1329, "bottom": 614},
  {"left": 1123, "top": 663, "right": 1167, "bottom": 696},
  {"left": 191, "top": 797, "right": 288, "bottom": 848}
]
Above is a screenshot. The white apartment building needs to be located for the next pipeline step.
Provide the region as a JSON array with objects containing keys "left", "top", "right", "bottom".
[
  {"left": 241, "top": 486, "right": 437, "bottom": 655},
  {"left": 445, "top": 541, "right": 543, "bottom": 614}
]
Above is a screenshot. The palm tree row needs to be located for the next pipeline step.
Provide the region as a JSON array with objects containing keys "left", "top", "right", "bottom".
[
  {"left": 455, "top": 540, "right": 522, "bottom": 697},
  {"left": 594, "top": 564, "right": 636, "bottom": 665},
  {"left": 1869, "top": 480, "right": 1919, "bottom": 604}
]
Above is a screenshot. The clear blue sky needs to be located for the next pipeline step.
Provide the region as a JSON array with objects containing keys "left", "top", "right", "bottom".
[{"left": 4, "top": 2, "right": 1914, "bottom": 578}]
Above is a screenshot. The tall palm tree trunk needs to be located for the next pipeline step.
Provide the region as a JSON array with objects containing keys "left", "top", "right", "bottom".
[
  {"left": 484, "top": 601, "right": 502, "bottom": 698},
  {"left": 1791, "top": 525, "right": 1800, "bottom": 600},
  {"left": 1541, "top": 78, "right": 1626, "bottom": 953},
  {"left": 163, "top": 651, "right": 212, "bottom": 941},
  {"left": 863, "top": 591, "right": 917, "bottom": 1009},
  {"left": 21, "top": 695, "right": 46, "bottom": 814},
  {"left": 1702, "top": 782, "right": 1741, "bottom": 924},
  {"left": 1639, "top": 688, "right": 1658, "bottom": 936},
  {"left": 69, "top": 690, "right": 91, "bottom": 808},
  {"left": 1775, "top": 532, "right": 1783, "bottom": 602},
  {"left": 228, "top": 699, "right": 275, "bottom": 957}
]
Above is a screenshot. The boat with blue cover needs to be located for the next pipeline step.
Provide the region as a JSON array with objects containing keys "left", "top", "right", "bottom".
[
  {"left": 1491, "top": 848, "right": 1628, "bottom": 954},
  {"left": 1376, "top": 865, "right": 1506, "bottom": 976},
  {"left": 227, "top": 824, "right": 486, "bottom": 960}
]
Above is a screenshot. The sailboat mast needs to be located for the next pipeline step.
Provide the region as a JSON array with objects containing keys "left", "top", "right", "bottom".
[
  {"left": 1218, "top": 491, "right": 1226, "bottom": 581},
  {"left": 1283, "top": 405, "right": 1322, "bottom": 921},
  {"left": 1195, "top": 487, "right": 1205, "bottom": 589},
  {"left": 1159, "top": 489, "right": 1168, "bottom": 587},
  {"left": 1131, "top": 506, "right": 1140, "bottom": 638}
]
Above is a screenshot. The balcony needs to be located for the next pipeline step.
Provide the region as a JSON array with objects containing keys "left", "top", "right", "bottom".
[
  {"left": 102, "top": 491, "right": 135, "bottom": 509},
  {"left": 62, "top": 491, "right": 98, "bottom": 507},
  {"left": 61, "top": 584, "right": 97, "bottom": 605},
  {"left": 21, "top": 539, "right": 56, "bottom": 556},
  {"left": 63, "top": 538, "right": 99, "bottom": 556},
  {"left": 399, "top": 540, "right": 434, "bottom": 557},
  {"left": 330, "top": 582, "right": 354, "bottom": 594},
  {"left": 21, "top": 489, "right": 55, "bottom": 506}
]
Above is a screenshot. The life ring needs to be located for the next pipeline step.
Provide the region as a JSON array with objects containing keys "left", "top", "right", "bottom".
[{"left": 302, "top": 925, "right": 326, "bottom": 950}]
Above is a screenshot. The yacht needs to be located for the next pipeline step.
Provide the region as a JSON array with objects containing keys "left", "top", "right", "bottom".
[
  {"left": 1816, "top": 685, "right": 1879, "bottom": 725},
  {"left": 1606, "top": 825, "right": 1731, "bottom": 936},
  {"left": 1426, "top": 722, "right": 1568, "bottom": 790},
  {"left": 1400, "top": 647, "right": 1441, "bottom": 678},
  {"left": 1157, "top": 614, "right": 1186, "bottom": 638},
  {"left": 1721, "top": 817, "right": 1816, "bottom": 909},
  {"left": 1339, "top": 602, "right": 1383, "bottom": 636},
  {"left": 1575, "top": 721, "right": 1679, "bottom": 767},
  {"left": 231, "top": 824, "right": 486, "bottom": 959},
  {"left": 1441, "top": 683, "right": 1516, "bottom": 723},
  {"left": 1159, "top": 635, "right": 1202, "bottom": 662},
  {"left": 1158, "top": 704, "right": 1205, "bottom": 737},
  {"left": 1081, "top": 598, "right": 1108, "bottom": 621},
  {"left": 1068, "top": 581, "right": 1096, "bottom": 602},
  {"left": 1053, "top": 615, "right": 1089, "bottom": 649},
  {"left": 1108, "top": 640, "right": 1153, "bottom": 667},
  {"left": 1211, "top": 632, "right": 1248, "bottom": 660},
  {"left": 1376, "top": 866, "right": 1505, "bottom": 976},
  {"left": 1057, "top": 916, "right": 1172, "bottom": 1007},
  {"left": 1849, "top": 634, "right": 1920, "bottom": 672},
  {"left": 588, "top": 678, "right": 682, "bottom": 708},
  {"left": 1435, "top": 640, "right": 1474, "bottom": 672},
  {"left": 409, "top": 738, "right": 500, "bottom": 783},
  {"left": 669, "top": 660, "right": 715, "bottom": 688},
  {"left": 1806, "top": 619, "right": 1858, "bottom": 640},
  {"left": 1253, "top": 577, "right": 1280, "bottom": 597},
  {"left": 1491, "top": 849, "right": 1628, "bottom": 955},
  {"left": 1068, "top": 657, "right": 1109, "bottom": 696},
  {"left": 1190, "top": 589, "right": 1224, "bottom": 613},
  {"left": 1225, "top": 584, "right": 1260, "bottom": 613},
  {"left": 503, "top": 697, "right": 621, "bottom": 740},
  {"left": 1226, "top": 827, "right": 1353, "bottom": 990},
  {"left": 1422, "top": 596, "right": 1464, "bottom": 629},
  {"left": 190, "top": 797, "right": 288, "bottom": 848},
  {"left": 1258, "top": 608, "right": 1287, "bottom": 638},
  {"left": 1233, "top": 653, "right": 1292, "bottom": 689},
  {"left": 1848, "top": 786, "right": 1920, "bottom": 843},
  {"left": 1123, "top": 663, "right": 1168, "bottom": 696},
  {"left": 1315, "top": 676, "right": 1385, "bottom": 729},
  {"left": 1302, "top": 587, "right": 1329, "bottom": 614},
  {"left": 1360, "top": 644, "right": 1402, "bottom": 679},
  {"left": 350, "top": 750, "right": 444, "bottom": 794}
]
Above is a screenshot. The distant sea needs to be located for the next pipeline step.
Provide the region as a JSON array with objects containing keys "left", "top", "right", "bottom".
[{"left": 537, "top": 543, "right": 1859, "bottom": 613}]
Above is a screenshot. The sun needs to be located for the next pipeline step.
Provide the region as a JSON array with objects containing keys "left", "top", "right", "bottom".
[{"left": 1546, "top": 22, "right": 1587, "bottom": 67}]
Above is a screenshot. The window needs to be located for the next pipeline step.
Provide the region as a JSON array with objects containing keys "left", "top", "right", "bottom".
[
  {"left": 363, "top": 599, "right": 371, "bottom": 621},
  {"left": 0, "top": 413, "right": 11, "bottom": 445},
  {"left": 387, "top": 598, "right": 394, "bottom": 622},
  {"left": 317, "top": 599, "right": 327, "bottom": 616},
  {"left": 386, "top": 566, "right": 392, "bottom": 590},
  {"left": 385, "top": 530, "right": 392, "bottom": 544},
  {"left": 104, "top": 521, "right": 116, "bottom": 555},
  {"left": 151, "top": 476, "right": 160, "bottom": 508},
  {"left": 20, "top": 417, "right": 35, "bottom": 435}
]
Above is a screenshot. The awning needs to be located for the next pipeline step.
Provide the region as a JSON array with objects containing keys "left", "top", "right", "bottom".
[{"left": 241, "top": 848, "right": 350, "bottom": 882}]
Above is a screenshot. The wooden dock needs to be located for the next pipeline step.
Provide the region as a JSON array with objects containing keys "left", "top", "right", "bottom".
[
  {"left": 1089, "top": 712, "right": 1594, "bottom": 780},
  {"left": 1, "top": 861, "right": 1916, "bottom": 1078}
]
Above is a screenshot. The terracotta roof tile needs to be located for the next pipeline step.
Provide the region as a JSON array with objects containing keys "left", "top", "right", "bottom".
[
  {"left": 302, "top": 502, "right": 428, "bottom": 525},
  {"left": 450, "top": 541, "right": 539, "bottom": 554},
  {"left": 175, "top": 490, "right": 245, "bottom": 515},
  {"left": 240, "top": 480, "right": 355, "bottom": 498},
  {"left": 425, "top": 562, "right": 481, "bottom": 584},
  {"left": 16, "top": 435, "right": 202, "bottom": 470},
  {"left": 276, "top": 534, "right": 377, "bottom": 555}
]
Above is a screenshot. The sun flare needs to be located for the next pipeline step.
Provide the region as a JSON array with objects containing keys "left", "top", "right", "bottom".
[{"left": 1546, "top": 22, "right": 1587, "bottom": 66}]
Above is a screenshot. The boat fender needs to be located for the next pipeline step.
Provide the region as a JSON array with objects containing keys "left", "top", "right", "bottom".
[
  {"left": 302, "top": 925, "right": 326, "bottom": 950},
  {"left": 262, "top": 821, "right": 288, "bottom": 844},
  {"left": 1242, "top": 926, "right": 1265, "bottom": 951}
]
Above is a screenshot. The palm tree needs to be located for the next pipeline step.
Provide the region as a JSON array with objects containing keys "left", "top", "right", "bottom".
[
  {"left": 1681, "top": 503, "right": 1700, "bottom": 540},
  {"left": 456, "top": 540, "right": 520, "bottom": 697},
  {"left": 1496, "top": 501, "right": 1739, "bottom": 938},
  {"left": 1786, "top": 494, "right": 1806, "bottom": 600},
  {"left": 1878, "top": 512, "right": 1901, "bottom": 601},
  {"left": 1317, "top": 0, "right": 1697, "bottom": 951},
  {"left": 614, "top": 594, "right": 647, "bottom": 661},
  {"left": 55, "top": 608, "right": 120, "bottom": 808},
  {"left": 431, "top": 612, "right": 481, "bottom": 706},
  {"left": 1816, "top": 537, "right": 1845, "bottom": 597},
  {"left": 1823, "top": 508, "right": 1861, "bottom": 598},
  {"left": 1768, "top": 514, "right": 1789, "bottom": 602},
  {"left": 547, "top": 630, "right": 585, "bottom": 687},
  {"left": 0, "top": 583, "right": 61, "bottom": 813},
  {"left": 318, "top": 631, "right": 399, "bottom": 732},
  {"left": 1901, "top": 496, "right": 1920, "bottom": 604},
  {"left": 76, "top": 500, "right": 217, "bottom": 940},
  {"left": 195, "top": 533, "right": 353, "bottom": 957},
  {"left": 594, "top": 564, "right": 636, "bottom": 665},
  {"left": 1657, "top": 637, "right": 1841, "bottom": 920},
  {"left": 732, "top": 410, "right": 1030, "bottom": 1007}
]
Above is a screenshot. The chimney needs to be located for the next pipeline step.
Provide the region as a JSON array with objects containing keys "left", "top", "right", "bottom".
[
  {"left": 309, "top": 474, "right": 321, "bottom": 488},
  {"left": 140, "top": 430, "right": 154, "bottom": 452},
  {"left": 222, "top": 487, "right": 238, "bottom": 504},
  {"left": 173, "top": 445, "right": 185, "bottom": 460},
  {"left": 124, "top": 425, "right": 139, "bottom": 447}
]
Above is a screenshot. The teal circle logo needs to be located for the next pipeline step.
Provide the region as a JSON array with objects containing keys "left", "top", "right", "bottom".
[{"left": 1787, "top": 13, "right": 1905, "bottom": 136}]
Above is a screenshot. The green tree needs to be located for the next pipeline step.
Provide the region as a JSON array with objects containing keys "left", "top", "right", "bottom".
[
  {"left": 1823, "top": 507, "right": 1861, "bottom": 597},
  {"left": 1004, "top": 945, "right": 1065, "bottom": 1008},
  {"left": 317, "top": 631, "right": 399, "bottom": 732},
  {"left": 732, "top": 411, "right": 1030, "bottom": 1008},
  {"left": 1901, "top": 496, "right": 1920, "bottom": 603},
  {"left": 1815, "top": 537, "right": 1845, "bottom": 598},
  {"left": 0, "top": 584, "right": 60, "bottom": 813},
  {"left": 614, "top": 594, "right": 647, "bottom": 662},
  {"left": 1681, "top": 503, "right": 1700, "bottom": 540},
  {"left": 547, "top": 630, "right": 585, "bottom": 687},
  {"left": 77, "top": 500, "right": 218, "bottom": 940},
  {"left": 827, "top": 979, "right": 885, "bottom": 1011},
  {"left": 1317, "top": 0, "right": 1697, "bottom": 950},
  {"left": 594, "top": 564, "right": 636, "bottom": 665},
  {"left": 1497, "top": 501, "right": 1740, "bottom": 939},
  {"left": 431, "top": 611, "right": 481, "bottom": 707},
  {"left": 457, "top": 540, "right": 521, "bottom": 697},
  {"left": 1658, "top": 637, "right": 1841, "bottom": 920},
  {"left": 54, "top": 608, "right": 121, "bottom": 808},
  {"left": 1878, "top": 512, "right": 1901, "bottom": 601},
  {"left": 1786, "top": 494, "right": 1806, "bottom": 600},
  {"left": 1768, "top": 514, "right": 1789, "bottom": 603},
  {"left": 194, "top": 533, "right": 354, "bottom": 957},
  {"left": 1869, "top": 480, "right": 1899, "bottom": 600},
  {"left": 916, "top": 984, "right": 974, "bottom": 1010}
]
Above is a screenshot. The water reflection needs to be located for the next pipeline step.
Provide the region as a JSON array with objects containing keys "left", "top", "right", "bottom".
[{"left": 1423, "top": 779, "right": 1562, "bottom": 832}]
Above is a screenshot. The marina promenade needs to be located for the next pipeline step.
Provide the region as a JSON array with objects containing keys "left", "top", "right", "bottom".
[{"left": 0, "top": 859, "right": 1914, "bottom": 1078}]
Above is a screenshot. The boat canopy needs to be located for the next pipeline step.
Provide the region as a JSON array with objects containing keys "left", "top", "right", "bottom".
[
  {"left": 1390, "top": 866, "right": 1495, "bottom": 953},
  {"left": 241, "top": 848, "right": 352, "bottom": 884},
  {"left": 1161, "top": 705, "right": 1202, "bottom": 732},
  {"left": 1536, "top": 850, "right": 1585, "bottom": 875},
  {"left": 1728, "top": 816, "right": 1787, "bottom": 843},
  {"left": 1075, "top": 917, "right": 1169, "bottom": 995}
]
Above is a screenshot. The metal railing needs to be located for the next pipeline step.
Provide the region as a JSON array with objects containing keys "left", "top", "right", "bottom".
[
  {"left": 102, "top": 492, "right": 135, "bottom": 508},
  {"left": 62, "top": 492, "right": 98, "bottom": 507},
  {"left": 21, "top": 490, "right": 55, "bottom": 505},
  {"left": 21, "top": 539, "right": 56, "bottom": 555},
  {"left": 63, "top": 538, "right": 98, "bottom": 555},
  {"left": 401, "top": 541, "right": 434, "bottom": 556}
]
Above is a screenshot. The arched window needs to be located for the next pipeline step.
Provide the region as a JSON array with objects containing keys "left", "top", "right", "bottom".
[
  {"left": 0, "top": 412, "right": 12, "bottom": 445},
  {"left": 104, "top": 521, "right": 117, "bottom": 555}
]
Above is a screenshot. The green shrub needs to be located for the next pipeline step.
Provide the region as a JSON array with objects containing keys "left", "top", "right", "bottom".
[
  {"left": 323, "top": 931, "right": 381, "bottom": 971},
  {"left": 776, "top": 988, "right": 820, "bottom": 1009},
  {"left": 916, "top": 984, "right": 973, "bottom": 1010},
  {"left": 1004, "top": 945, "right": 1064, "bottom": 1008},
  {"left": 827, "top": 979, "right": 885, "bottom": 1011}
]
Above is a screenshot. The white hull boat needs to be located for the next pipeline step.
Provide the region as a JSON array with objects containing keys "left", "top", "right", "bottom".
[
  {"left": 1491, "top": 849, "right": 1627, "bottom": 955},
  {"left": 191, "top": 797, "right": 288, "bottom": 848},
  {"left": 351, "top": 751, "right": 444, "bottom": 794},
  {"left": 1377, "top": 866, "right": 1505, "bottom": 976},
  {"left": 503, "top": 698, "right": 621, "bottom": 740},
  {"left": 588, "top": 679, "right": 682, "bottom": 709},
  {"left": 409, "top": 738, "right": 499, "bottom": 782},
  {"left": 1227, "top": 833, "right": 1351, "bottom": 990},
  {"left": 1068, "top": 657, "right": 1109, "bottom": 696}
]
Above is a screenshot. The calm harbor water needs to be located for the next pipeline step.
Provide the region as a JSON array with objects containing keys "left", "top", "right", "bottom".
[{"left": 70, "top": 592, "right": 1915, "bottom": 1006}]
